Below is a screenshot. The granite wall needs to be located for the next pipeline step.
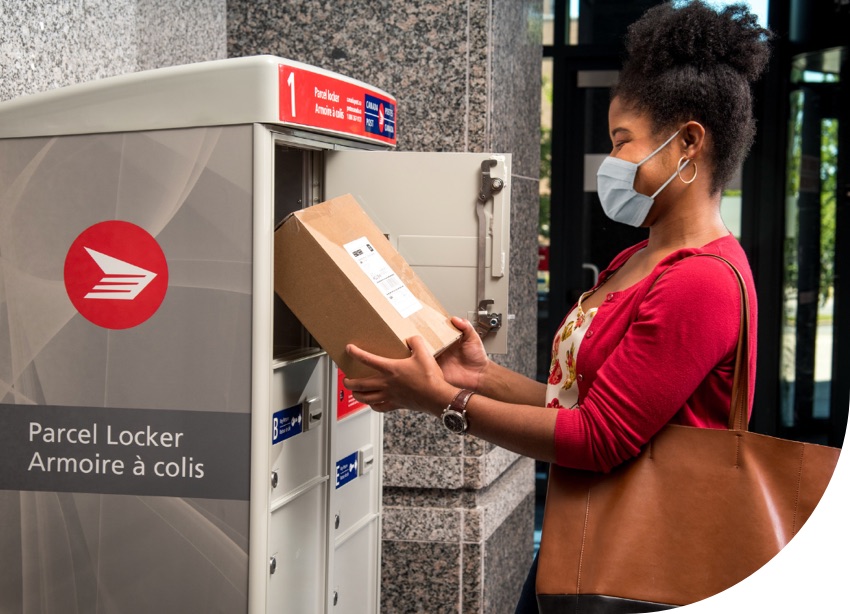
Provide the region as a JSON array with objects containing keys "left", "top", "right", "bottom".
[
  {"left": 1, "top": 1, "right": 542, "bottom": 611},
  {"left": 0, "top": 0, "right": 226, "bottom": 102},
  {"left": 230, "top": 1, "right": 543, "bottom": 610}
]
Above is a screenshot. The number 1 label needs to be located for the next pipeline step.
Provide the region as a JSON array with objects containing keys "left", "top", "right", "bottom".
[{"left": 286, "top": 71, "right": 296, "bottom": 117}]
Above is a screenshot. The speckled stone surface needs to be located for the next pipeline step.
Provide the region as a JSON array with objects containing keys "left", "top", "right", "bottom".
[
  {"left": 483, "top": 492, "right": 536, "bottom": 614},
  {"left": 135, "top": 0, "right": 226, "bottom": 71},
  {"left": 383, "top": 406, "right": 522, "bottom": 490},
  {"left": 0, "top": 0, "right": 137, "bottom": 101},
  {"left": 381, "top": 540, "right": 462, "bottom": 613},
  {"left": 382, "top": 457, "right": 534, "bottom": 543},
  {"left": 228, "top": 0, "right": 543, "bottom": 609},
  {"left": 382, "top": 459, "right": 535, "bottom": 613},
  {"left": 0, "top": 0, "right": 226, "bottom": 102},
  {"left": 229, "top": 0, "right": 483, "bottom": 153}
]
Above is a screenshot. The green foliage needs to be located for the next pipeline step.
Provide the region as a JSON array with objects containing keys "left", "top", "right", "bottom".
[
  {"left": 819, "top": 117, "right": 838, "bottom": 305},
  {"left": 783, "top": 89, "right": 839, "bottom": 310}
]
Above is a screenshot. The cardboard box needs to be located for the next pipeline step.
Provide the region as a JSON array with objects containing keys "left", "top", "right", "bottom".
[{"left": 274, "top": 194, "right": 461, "bottom": 378}]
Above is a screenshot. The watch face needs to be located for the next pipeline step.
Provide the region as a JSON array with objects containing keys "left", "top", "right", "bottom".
[{"left": 443, "top": 411, "right": 466, "bottom": 433}]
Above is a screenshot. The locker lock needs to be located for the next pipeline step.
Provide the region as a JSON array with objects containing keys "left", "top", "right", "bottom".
[
  {"left": 269, "top": 555, "right": 277, "bottom": 575},
  {"left": 270, "top": 470, "right": 279, "bottom": 489},
  {"left": 333, "top": 589, "right": 339, "bottom": 606},
  {"left": 474, "top": 299, "right": 502, "bottom": 337},
  {"left": 478, "top": 160, "right": 504, "bottom": 202}
]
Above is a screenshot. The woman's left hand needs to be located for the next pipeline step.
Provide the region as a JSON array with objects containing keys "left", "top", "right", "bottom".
[{"left": 344, "top": 336, "right": 458, "bottom": 416}]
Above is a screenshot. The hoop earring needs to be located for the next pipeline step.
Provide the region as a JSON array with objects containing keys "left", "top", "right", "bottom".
[{"left": 677, "top": 157, "right": 698, "bottom": 184}]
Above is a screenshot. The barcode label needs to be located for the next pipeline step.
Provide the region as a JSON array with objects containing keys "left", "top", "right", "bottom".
[{"left": 344, "top": 236, "right": 422, "bottom": 318}]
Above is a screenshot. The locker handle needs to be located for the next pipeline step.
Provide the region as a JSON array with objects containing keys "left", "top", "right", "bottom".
[
  {"left": 474, "top": 157, "right": 506, "bottom": 339},
  {"left": 302, "top": 397, "right": 323, "bottom": 430},
  {"left": 358, "top": 445, "right": 375, "bottom": 476}
]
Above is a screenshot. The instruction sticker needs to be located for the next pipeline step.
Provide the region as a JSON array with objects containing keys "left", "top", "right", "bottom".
[
  {"left": 336, "top": 451, "right": 359, "bottom": 489},
  {"left": 344, "top": 237, "right": 422, "bottom": 318},
  {"left": 271, "top": 404, "right": 303, "bottom": 445}
]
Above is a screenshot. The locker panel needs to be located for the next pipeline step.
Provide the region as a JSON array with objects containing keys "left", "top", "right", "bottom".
[
  {"left": 268, "top": 484, "right": 328, "bottom": 613},
  {"left": 331, "top": 409, "right": 380, "bottom": 536},
  {"left": 270, "top": 354, "right": 329, "bottom": 501},
  {"left": 330, "top": 520, "right": 380, "bottom": 614}
]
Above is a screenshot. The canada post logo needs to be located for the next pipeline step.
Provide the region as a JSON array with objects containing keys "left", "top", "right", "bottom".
[
  {"left": 364, "top": 94, "right": 395, "bottom": 140},
  {"left": 64, "top": 221, "right": 169, "bottom": 329}
]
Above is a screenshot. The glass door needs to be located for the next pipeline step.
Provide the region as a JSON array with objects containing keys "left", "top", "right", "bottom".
[{"left": 781, "top": 47, "right": 848, "bottom": 446}]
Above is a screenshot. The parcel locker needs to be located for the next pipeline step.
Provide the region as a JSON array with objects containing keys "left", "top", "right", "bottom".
[{"left": 0, "top": 55, "right": 511, "bottom": 613}]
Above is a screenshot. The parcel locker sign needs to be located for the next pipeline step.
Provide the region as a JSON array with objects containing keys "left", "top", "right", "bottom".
[
  {"left": 278, "top": 63, "right": 396, "bottom": 145},
  {"left": 0, "top": 403, "right": 251, "bottom": 500}
]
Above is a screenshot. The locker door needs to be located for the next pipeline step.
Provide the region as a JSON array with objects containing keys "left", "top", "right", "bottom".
[{"left": 325, "top": 151, "right": 512, "bottom": 354}]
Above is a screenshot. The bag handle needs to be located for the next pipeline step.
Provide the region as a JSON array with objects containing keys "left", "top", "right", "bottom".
[{"left": 649, "top": 254, "right": 751, "bottom": 431}]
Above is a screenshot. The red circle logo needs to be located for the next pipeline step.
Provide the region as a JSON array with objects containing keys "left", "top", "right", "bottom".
[{"left": 64, "top": 221, "right": 169, "bottom": 329}]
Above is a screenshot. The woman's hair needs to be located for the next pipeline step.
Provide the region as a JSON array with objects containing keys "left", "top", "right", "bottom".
[{"left": 613, "top": 1, "right": 772, "bottom": 193}]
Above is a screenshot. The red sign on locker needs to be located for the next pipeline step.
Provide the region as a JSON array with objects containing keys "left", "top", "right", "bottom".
[
  {"left": 337, "top": 370, "right": 369, "bottom": 420},
  {"left": 278, "top": 63, "right": 397, "bottom": 145}
]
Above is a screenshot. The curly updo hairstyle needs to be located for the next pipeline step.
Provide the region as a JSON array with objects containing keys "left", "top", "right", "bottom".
[{"left": 613, "top": 1, "right": 772, "bottom": 194}]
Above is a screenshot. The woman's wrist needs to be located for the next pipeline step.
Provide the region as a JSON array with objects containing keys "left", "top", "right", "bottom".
[
  {"left": 431, "top": 385, "right": 462, "bottom": 418},
  {"left": 473, "top": 359, "right": 498, "bottom": 397}
]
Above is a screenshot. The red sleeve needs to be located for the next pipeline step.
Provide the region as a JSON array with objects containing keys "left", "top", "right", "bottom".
[{"left": 553, "top": 256, "right": 742, "bottom": 472}]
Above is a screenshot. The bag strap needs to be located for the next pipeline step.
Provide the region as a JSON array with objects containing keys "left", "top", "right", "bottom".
[{"left": 648, "top": 253, "right": 751, "bottom": 431}]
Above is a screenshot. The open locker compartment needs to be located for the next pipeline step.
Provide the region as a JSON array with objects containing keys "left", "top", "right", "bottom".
[
  {"left": 265, "top": 132, "right": 513, "bottom": 613},
  {"left": 324, "top": 150, "right": 512, "bottom": 356}
]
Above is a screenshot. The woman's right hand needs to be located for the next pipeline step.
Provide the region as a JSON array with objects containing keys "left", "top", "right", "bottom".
[{"left": 437, "top": 317, "right": 490, "bottom": 392}]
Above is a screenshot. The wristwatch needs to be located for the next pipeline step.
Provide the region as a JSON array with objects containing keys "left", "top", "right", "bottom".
[{"left": 441, "top": 389, "right": 476, "bottom": 434}]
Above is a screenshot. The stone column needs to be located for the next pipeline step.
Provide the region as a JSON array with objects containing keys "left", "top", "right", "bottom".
[
  {"left": 0, "top": 0, "right": 226, "bottom": 102},
  {"left": 228, "top": 1, "right": 542, "bottom": 611}
]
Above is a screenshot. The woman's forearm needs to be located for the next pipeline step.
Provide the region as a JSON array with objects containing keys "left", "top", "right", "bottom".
[
  {"left": 476, "top": 360, "right": 547, "bottom": 406},
  {"left": 432, "top": 392, "right": 558, "bottom": 463}
]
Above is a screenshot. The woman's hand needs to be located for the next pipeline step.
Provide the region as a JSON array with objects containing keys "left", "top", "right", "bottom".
[
  {"left": 436, "top": 317, "right": 490, "bottom": 392},
  {"left": 344, "top": 335, "right": 458, "bottom": 416}
]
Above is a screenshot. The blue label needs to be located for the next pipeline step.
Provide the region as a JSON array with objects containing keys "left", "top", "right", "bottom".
[
  {"left": 272, "top": 405, "right": 303, "bottom": 445},
  {"left": 335, "top": 451, "right": 359, "bottom": 489},
  {"left": 364, "top": 94, "right": 396, "bottom": 140}
]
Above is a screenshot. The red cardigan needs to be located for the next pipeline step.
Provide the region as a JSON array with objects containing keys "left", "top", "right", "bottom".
[{"left": 553, "top": 234, "right": 758, "bottom": 472}]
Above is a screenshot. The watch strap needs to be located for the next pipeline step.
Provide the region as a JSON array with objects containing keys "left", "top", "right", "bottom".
[{"left": 449, "top": 389, "right": 476, "bottom": 413}]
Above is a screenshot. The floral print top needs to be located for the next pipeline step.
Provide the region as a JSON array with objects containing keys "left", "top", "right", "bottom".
[{"left": 545, "top": 290, "right": 599, "bottom": 410}]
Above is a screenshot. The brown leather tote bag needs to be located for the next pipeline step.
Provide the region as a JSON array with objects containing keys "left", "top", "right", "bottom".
[{"left": 536, "top": 255, "right": 841, "bottom": 613}]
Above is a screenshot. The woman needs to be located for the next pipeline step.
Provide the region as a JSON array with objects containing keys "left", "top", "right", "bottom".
[{"left": 344, "top": 1, "right": 771, "bottom": 611}]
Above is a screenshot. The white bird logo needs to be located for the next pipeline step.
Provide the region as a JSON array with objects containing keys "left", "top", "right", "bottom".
[{"left": 83, "top": 248, "right": 157, "bottom": 300}]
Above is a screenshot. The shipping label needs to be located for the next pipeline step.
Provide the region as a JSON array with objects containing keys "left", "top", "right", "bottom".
[{"left": 344, "top": 236, "right": 422, "bottom": 318}]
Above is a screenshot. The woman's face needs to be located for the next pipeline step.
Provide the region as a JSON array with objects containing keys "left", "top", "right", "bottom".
[{"left": 606, "top": 96, "right": 681, "bottom": 200}]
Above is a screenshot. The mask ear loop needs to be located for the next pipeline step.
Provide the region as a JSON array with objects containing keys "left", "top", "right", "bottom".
[
  {"left": 677, "top": 157, "right": 698, "bottom": 184},
  {"left": 637, "top": 129, "right": 682, "bottom": 166}
]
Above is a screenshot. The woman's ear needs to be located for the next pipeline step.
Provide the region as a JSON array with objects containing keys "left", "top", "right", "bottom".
[{"left": 681, "top": 121, "right": 706, "bottom": 159}]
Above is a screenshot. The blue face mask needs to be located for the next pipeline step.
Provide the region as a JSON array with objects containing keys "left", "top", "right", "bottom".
[{"left": 596, "top": 129, "right": 689, "bottom": 227}]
